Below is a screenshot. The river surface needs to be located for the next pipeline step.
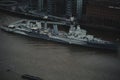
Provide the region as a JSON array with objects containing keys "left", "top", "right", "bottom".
[{"left": 0, "top": 12, "right": 120, "bottom": 80}]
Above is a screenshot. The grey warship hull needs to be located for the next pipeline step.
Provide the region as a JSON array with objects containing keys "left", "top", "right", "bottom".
[{"left": 0, "top": 26, "right": 118, "bottom": 50}]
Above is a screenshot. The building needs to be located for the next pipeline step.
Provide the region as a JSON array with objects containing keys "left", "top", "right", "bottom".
[
  {"left": 16, "top": 0, "right": 44, "bottom": 10},
  {"left": 38, "top": 0, "right": 44, "bottom": 11},
  {"left": 76, "top": 0, "right": 84, "bottom": 19},
  {"left": 55, "top": 0, "right": 66, "bottom": 16},
  {"left": 65, "top": 0, "right": 72, "bottom": 17},
  {"left": 66, "top": 0, "right": 84, "bottom": 19},
  {"left": 46, "top": 0, "right": 84, "bottom": 19},
  {"left": 81, "top": 0, "right": 120, "bottom": 29},
  {"left": 47, "top": 0, "right": 56, "bottom": 15},
  {"left": 65, "top": 0, "right": 84, "bottom": 19},
  {"left": 15, "top": 0, "right": 120, "bottom": 30}
]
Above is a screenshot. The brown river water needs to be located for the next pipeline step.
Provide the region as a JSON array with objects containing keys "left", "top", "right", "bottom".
[{"left": 0, "top": 12, "right": 120, "bottom": 80}]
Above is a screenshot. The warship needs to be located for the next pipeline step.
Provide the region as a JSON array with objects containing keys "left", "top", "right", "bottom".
[{"left": 0, "top": 19, "right": 118, "bottom": 50}]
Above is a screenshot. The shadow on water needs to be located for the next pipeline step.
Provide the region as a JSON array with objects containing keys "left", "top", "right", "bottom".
[{"left": 68, "top": 45, "right": 119, "bottom": 56}]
